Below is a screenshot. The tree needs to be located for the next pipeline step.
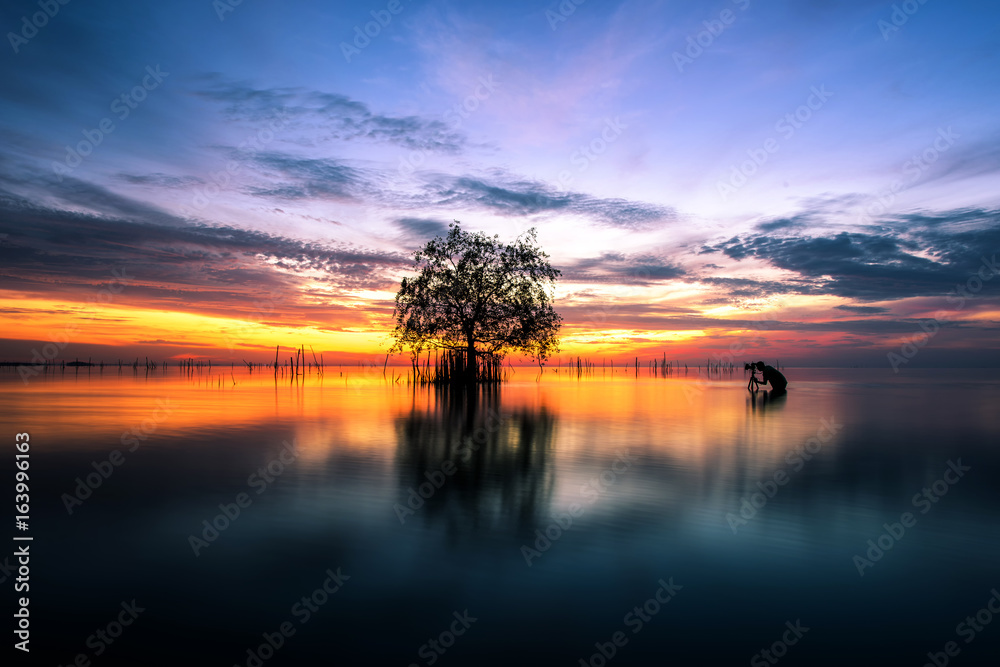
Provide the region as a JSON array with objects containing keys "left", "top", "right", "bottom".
[{"left": 391, "top": 221, "right": 562, "bottom": 382}]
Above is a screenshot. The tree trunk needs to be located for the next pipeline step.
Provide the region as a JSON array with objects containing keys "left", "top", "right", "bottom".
[{"left": 466, "top": 338, "right": 477, "bottom": 384}]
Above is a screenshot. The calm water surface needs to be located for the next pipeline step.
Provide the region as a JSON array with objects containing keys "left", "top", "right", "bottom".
[{"left": 2, "top": 367, "right": 999, "bottom": 666}]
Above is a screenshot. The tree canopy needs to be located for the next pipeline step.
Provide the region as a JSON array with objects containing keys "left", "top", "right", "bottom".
[{"left": 390, "top": 221, "right": 562, "bottom": 381}]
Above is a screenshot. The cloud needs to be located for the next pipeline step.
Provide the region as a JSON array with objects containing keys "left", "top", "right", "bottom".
[
  {"left": 119, "top": 173, "right": 206, "bottom": 189},
  {"left": 245, "top": 153, "right": 363, "bottom": 201},
  {"left": 554, "top": 302, "right": 969, "bottom": 335},
  {"left": 192, "top": 78, "right": 467, "bottom": 153},
  {"left": 419, "top": 173, "right": 676, "bottom": 229},
  {"left": 178, "top": 149, "right": 673, "bottom": 233},
  {"left": 755, "top": 216, "right": 809, "bottom": 233},
  {"left": 835, "top": 305, "right": 889, "bottom": 315},
  {"left": 393, "top": 217, "right": 451, "bottom": 241},
  {"left": 909, "top": 134, "right": 1000, "bottom": 186},
  {"left": 702, "top": 208, "right": 1000, "bottom": 301},
  {"left": 0, "top": 191, "right": 410, "bottom": 320},
  {"left": 698, "top": 276, "right": 820, "bottom": 300},
  {"left": 561, "top": 252, "right": 685, "bottom": 284},
  {"left": 0, "top": 167, "right": 185, "bottom": 229}
]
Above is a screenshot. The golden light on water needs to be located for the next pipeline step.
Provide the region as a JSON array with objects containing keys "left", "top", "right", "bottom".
[{"left": 4, "top": 370, "right": 833, "bottom": 474}]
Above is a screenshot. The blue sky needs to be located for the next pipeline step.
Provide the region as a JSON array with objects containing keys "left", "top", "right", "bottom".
[{"left": 2, "top": 0, "right": 999, "bottom": 365}]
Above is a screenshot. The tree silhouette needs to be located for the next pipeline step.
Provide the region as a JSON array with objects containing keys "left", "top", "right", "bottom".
[{"left": 391, "top": 221, "right": 562, "bottom": 382}]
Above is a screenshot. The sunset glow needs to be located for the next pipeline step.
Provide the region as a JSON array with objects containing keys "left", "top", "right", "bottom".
[
  {"left": 8, "top": 3, "right": 1000, "bottom": 666},
  {"left": 2, "top": 0, "right": 998, "bottom": 367}
]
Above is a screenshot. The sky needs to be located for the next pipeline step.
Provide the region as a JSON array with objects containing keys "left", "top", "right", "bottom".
[{"left": 1, "top": 0, "right": 999, "bottom": 367}]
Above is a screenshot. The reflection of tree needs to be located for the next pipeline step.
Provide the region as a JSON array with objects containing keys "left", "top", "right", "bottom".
[{"left": 395, "top": 384, "right": 556, "bottom": 537}]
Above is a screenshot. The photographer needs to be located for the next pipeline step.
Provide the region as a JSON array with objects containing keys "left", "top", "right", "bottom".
[{"left": 753, "top": 361, "right": 787, "bottom": 393}]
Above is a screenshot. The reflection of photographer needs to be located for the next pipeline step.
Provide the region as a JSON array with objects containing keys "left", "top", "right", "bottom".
[{"left": 745, "top": 361, "right": 787, "bottom": 393}]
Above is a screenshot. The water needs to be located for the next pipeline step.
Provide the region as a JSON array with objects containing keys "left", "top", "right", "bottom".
[{"left": 2, "top": 367, "right": 999, "bottom": 666}]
